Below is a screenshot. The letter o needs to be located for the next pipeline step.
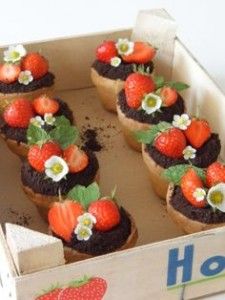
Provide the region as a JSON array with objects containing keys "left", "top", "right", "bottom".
[{"left": 201, "top": 256, "right": 225, "bottom": 277}]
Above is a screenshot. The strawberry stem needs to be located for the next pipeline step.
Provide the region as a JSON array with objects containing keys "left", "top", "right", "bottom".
[{"left": 58, "top": 188, "right": 63, "bottom": 203}]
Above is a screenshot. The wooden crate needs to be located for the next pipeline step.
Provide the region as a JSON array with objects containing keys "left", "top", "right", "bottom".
[{"left": 0, "top": 21, "right": 225, "bottom": 300}]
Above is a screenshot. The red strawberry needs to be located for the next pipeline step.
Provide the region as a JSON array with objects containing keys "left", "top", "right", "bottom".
[
  {"left": 181, "top": 168, "right": 206, "bottom": 208},
  {"left": 96, "top": 40, "right": 117, "bottom": 63},
  {"left": 21, "top": 53, "right": 48, "bottom": 79},
  {"left": 88, "top": 199, "right": 120, "bottom": 231},
  {"left": 0, "top": 63, "right": 21, "bottom": 84},
  {"left": 184, "top": 118, "right": 211, "bottom": 148},
  {"left": 125, "top": 73, "right": 155, "bottom": 109},
  {"left": 33, "top": 95, "right": 59, "bottom": 115},
  {"left": 122, "top": 42, "right": 156, "bottom": 64},
  {"left": 36, "top": 288, "right": 62, "bottom": 300},
  {"left": 154, "top": 128, "right": 186, "bottom": 158},
  {"left": 3, "top": 98, "right": 34, "bottom": 128},
  {"left": 160, "top": 86, "right": 178, "bottom": 107},
  {"left": 59, "top": 277, "right": 107, "bottom": 300},
  {"left": 48, "top": 200, "right": 84, "bottom": 242},
  {"left": 63, "top": 145, "right": 89, "bottom": 173},
  {"left": 28, "top": 142, "right": 62, "bottom": 172},
  {"left": 206, "top": 162, "right": 225, "bottom": 187}
]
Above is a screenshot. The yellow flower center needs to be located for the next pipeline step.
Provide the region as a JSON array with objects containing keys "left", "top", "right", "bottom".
[
  {"left": 51, "top": 163, "right": 63, "bottom": 175},
  {"left": 120, "top": 43, "right": 129, "bottom": 52},
  {"left": 210, "top": 191, "right": 224, "bottom": 205},
  {"left": 80, "top": 229, "right": 88, "bottom": 237},
  {"left": 83, "top": 219, "right": 91, "bottom": 226},
  {"left": 11, "top": 51, "right": 20, "bottom": 60},
  {"left": 146, "top": 97, "right": 157, "bottom": 107}
]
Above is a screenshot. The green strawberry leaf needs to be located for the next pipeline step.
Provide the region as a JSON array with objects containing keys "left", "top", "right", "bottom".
[
  {"left": 165, "top": 81, "right": 189, "bottom": 91},
  {"left": 154, "top": 75, "right": 165, "bottom": 89},
  {"left": 163, "top": 164, "right": 205, "bottom": 185},
  {"left": 54, "top": 115, "right": 71, "bottom": 127},
  {"left": 67, "top": 182, "right": 101, "bottom": 209},
  {"left": 68, "top": 275, "right": 91, "bottom": 288},
  {"left": 135, "top": 122, "right": 172, "bottom": 144},
  {"left": 49, "top": 125, "right": 79, "bottom": 149},
  {"left": 27, "top": 124, "right": 50, "bottom": 146}
]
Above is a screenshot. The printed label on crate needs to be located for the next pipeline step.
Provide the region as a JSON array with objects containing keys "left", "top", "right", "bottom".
[
  {"left": 167, "top": 243, "right": 225, "bottom": 290},
  {"left": 35, "top": 275, "right": 107, "bottom": 299}
]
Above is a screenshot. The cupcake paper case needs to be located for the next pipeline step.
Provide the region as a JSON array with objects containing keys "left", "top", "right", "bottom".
[
  {"left": 91, "top": 39, "right": 156, "bottom": 112},
  {"left": 137, "top": 115, "right": 221, "bottom": 199},
  {"left": 48, "top": 182, "right": 138, "bottom": 263},
  {"left": 0, "top": 44, "right": 55, "bottom": 113},
  {"left": 166, "top": 163, "right": 225, "bottom": 234}
]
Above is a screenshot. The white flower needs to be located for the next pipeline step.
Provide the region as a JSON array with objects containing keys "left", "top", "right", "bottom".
[
  {"left": 4, "top": 44, "right": 27, "bottom": 63},
  {"left": 172, "top": 114, "right": 191, "bottom": 130},
  {"left": 30, "top": 116, "right": 44, "bottom": 128},
  {"left": 116, "top": 38, "right": 134, "bottom": 56},
  {"left": 18, "top": 70, "right": 33, "bottom": 85},
  {"left": 141, "top": 93, "right": 162, "bottom": 114},
  {"left": 74, "top": 224, "right": 92, "bottom": 241},
  {"left": 110, "top": 56, "right": 121, "bottom": 67},
  {"left": 45, "top": 156, "right": 69, "bottom": 182},
  {"left": 77, "top": 213, "right": 96, "bottom": 229},
  {"left": 193, "top": 188, "right": 206, "bottom": 202},
  {"left": 44, "top": 113, "right": 56, "bottom": 125},
  {"left": 207, "top": 183, "right": 225, "bottom": 212},
  {"left": 183, "top": 146, "right": 197, "bottom": 160}
]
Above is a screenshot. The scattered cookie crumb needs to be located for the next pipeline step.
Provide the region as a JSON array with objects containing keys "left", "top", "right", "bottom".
[{"left": 82, "top": 129, "right": 103, "bottom": 152}]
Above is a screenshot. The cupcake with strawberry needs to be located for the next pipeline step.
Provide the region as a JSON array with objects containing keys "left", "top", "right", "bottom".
[
  {"left": 117, "top": 74, "right": 188, "bottom": 151},
  {"left": 21, "top": 121, "right": 99, "bottom": 220},
  {"left": 0, "top": 95, "right": 73, "bottom": 158},
  {"left": 48, "top": 182, "right": 138, "bottom": 262},
  {"left": 0, "top": 44, "right": 55, "bottom": 113},
  {"left": 136, "top": 115, "right": 221, "bottom": 198},
  {"left": 91, "top": 38, "right": 156, "bottom": 112},
  {"left": 166, "top": 163, "right": 225, "bottom": 233}
]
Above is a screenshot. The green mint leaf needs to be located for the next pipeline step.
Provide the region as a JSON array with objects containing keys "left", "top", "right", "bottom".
[
  {"left": 27, "top": 124, "right": 50, "bottom": 146},
  {"left": 135, "top": 122, "right": 172, "bottom": 144},
  {"left": 154, "top": 75, "right": 165, "bottom": 89},
  {"left": 166, "top": 81, "right": 189, "bottom": 91},
  {"left": 163, "top": 164, "right": 205, "bottom": 185},
  {"left": 67, "top": 182, "right": 100, "bottom": 209},
  {"left": 49, "top": 125, "right": 79, "bottom": 149},
  {"left": 54, "top": 115, "right": 71, "bottom": 127}
]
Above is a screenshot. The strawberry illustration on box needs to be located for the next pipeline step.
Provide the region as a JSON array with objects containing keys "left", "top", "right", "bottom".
[{"left": 36, "top": 275, "right": 107, "bottom": 300}]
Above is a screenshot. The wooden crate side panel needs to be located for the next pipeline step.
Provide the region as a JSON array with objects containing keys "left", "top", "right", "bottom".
[
  {"left": 14, "top": 227, "right": 225, "bottom": 300},
  {"left": 0, "top": 29, "right": 131, "bottom": 92},
  {"left": 0, "top": 226, "right": 17, "bottom": 300},
  {"left": 172, "top": 39, "right": 225, "bottom": 160}
]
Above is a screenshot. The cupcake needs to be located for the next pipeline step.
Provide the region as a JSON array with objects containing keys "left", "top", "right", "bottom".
[
  {"left": 0, "top": 95, "right": 73, "bottom": 158},
  {"left": 0, "top": 44, "right": 55, "bottom": 113},
  {"left": 48, "top": 182, "right": 138, "bottom": 262},
  {"left": 21, "top": 121, "right": 99, "bottom": 220},
  {"left": 166, "top": 163, "right": 225, "bottom": 233},
  {"left": 117, "top": 74, "right": 188, "bottom": 151},
  {"left": 91, "top": 39, "right": 156, "bottom": 112},
  {"left": 137, "top": 115, "right": 221, "bottom": 199}
]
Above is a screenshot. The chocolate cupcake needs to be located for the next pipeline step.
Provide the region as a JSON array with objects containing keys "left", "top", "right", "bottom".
[
  {"left": 117, "top": 75, "right": 188, "bottom": 151},
  {"left": 48, "top": 183, "right": 138, "bottom": 262},
  {"left": 137, "top": 116, "right": 221, "bottom": 199},
  {"left": 91, "top": 39, "right": 156, "bottom": 112},
  {"left": 0, "top": 44, "right": 55, "bottom": 113},
  {"left": 21, "top": 121, "right": 99, "bottom": 220},
  {"left": 166, "top": 163, "right": 225, "bottom": 233},
  {"left": 0, "top": 96, "right": 74, "bottom": 158}
]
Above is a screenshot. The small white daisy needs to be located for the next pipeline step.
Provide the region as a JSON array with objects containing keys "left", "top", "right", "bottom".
[
  {"left": 116, "top": 38, "right": 134, "bottom": 56},
  {"left": 45, "top": 156, "right": 69, "bottom": 182},
  {"left": 183, "top": 146, "right": 197, "bottom": 160},
  {"left": 18, "top": 70, "right": 33, "bottom": 85},
  {"left": 207, "top": 183, "right": 225, "bottom": 212},
  {"left": 172, "top": 114, "right": 191, "bottom": 130},
  {"left": 193, "top": 187, "right": 206, "bottom": 202},
  {"left": 77, "top": 213, "right": 96, "bottom": 229},
  {"left": 141, "top": 93, "right": 162, "bottom": 114},
  {"left": 44, "top": 113, "right": 56, "bottom": 125},
  {"left": 110, "top": 56, "right": 121, "bottom": 67},
  {"left": 4, "top": 44, "right": 27, "bottom": 63},
  {"left": 74, "top": 224, "right": 92, "bottom": 241},
  {"left": 30, "top": 116, "right": 44, "bottom": 128}
]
